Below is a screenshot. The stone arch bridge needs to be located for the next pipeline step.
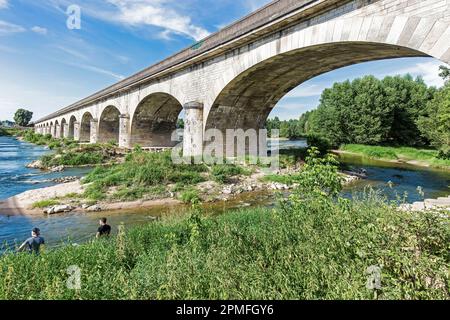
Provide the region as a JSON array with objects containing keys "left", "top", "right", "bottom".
[{"left": 34, "top": 0, "right": 450, "bottom": 157}]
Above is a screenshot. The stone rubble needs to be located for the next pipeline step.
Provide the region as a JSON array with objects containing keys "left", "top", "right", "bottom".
[
  {"left": 44, "top": 204, "right": 74, "bottom": 214},
  {"left": 399, "top": 196, "right": 450, "bottom": 212}
]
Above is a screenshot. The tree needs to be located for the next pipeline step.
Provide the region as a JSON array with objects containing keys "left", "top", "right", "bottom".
[
  {"left": 176, "top": 118, "right": 185, "bottom": 129},
  {"left": 382, "top": 75, "right": 435, "bottom": 146},
  {"left": 308, "top": 75, "right": 435, "bottom": 147},
  {"left": 417, "top": 82, "right": 450, "bottom": 158},
  {"left": 13, "top": 109, "right": 33, "bottom": 127},
  {"left": 438, "top": 65, "right": 450, "bottom": 84},
  {"left": 298, "top": 110, "right": 313, "bottom": 135}
]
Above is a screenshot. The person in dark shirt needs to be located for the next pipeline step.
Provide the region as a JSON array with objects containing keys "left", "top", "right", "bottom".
[
  {"left": 96, "top": 217, "right": 111, "bottom": 238},
  {"left": 18, "top": 227, "right": 45, "bottom": 255}
]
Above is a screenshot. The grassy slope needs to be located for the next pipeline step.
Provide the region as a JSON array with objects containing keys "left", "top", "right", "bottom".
[
  {"left": 339, "top": 144, "right": 450, "bottom": 168},
  {"left": 0, "top": 192, "right": 448, "bottom": 300},
  {"left": 81, "top": 151, "right": 251, "bottom": 202}
]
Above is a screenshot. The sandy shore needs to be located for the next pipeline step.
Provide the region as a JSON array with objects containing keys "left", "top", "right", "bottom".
[
  {"left": 0, "top": 181, "right": 85, "bottom": 215},
  {"left": 0, "top": 180, "right": 181, "bottom": 215}
]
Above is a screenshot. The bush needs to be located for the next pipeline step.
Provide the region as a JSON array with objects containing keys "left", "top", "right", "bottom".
[
  {"left": 179, "top": 189, "right": 200, "bottom": 204},
  {"left": 307, "top": 134, "right": 332, "bottom": 154},
  {"left": 211, "top": 164, "right": 247, "bottom": 183},
  {"left": 31, "top": 199, "right": 60, "bottom": 209},
  {"left": 82, "top": 151, "right": 208, "bottom": 201}
]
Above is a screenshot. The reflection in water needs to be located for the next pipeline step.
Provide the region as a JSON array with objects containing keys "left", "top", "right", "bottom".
[{"left": 338, "top": 152, "right": 450, "bottom": 203}]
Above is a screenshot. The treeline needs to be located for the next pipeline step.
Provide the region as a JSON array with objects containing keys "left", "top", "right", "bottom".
[
  {"left": 300, "top": 70, "right": 450, "bottom": 158},
  {"left": 265, "top": 116, "right": 309, "bottom": 139}
]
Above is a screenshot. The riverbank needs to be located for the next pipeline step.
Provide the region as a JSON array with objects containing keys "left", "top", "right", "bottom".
[
  {"left": 0, "top": 146, "right": 367, "bottom": 216},
  {"left": 336, "top": 144, "right": 450, "bottom": 170}
]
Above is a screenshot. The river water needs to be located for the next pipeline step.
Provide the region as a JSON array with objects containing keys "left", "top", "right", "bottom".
[{"left": 0, "top": 136, "right": 449, "bottom": 251}]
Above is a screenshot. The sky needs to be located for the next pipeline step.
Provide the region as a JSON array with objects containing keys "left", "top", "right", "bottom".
[{"left": 0, "top": 0, "right": 448, "bottom": 122}]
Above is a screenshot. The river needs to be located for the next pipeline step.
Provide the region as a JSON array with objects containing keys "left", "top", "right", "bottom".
[{"left": 0, "top": 136, "right": 449, "bottom": 251}]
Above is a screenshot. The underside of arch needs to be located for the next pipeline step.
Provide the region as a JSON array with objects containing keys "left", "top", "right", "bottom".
[
  {"left": 205, "top": 42, "right": 428, "bottom": 133},
  {"left": 80, "top": 112, "right": 93, "bottom": 142},
  {"left": 68, "top": 116, "right": 76, "bottom": 139},
  {"left": 98, "top": 106, "right": 120, "bottom": 144},
  {"left": 130, "top": 93, "right": 182, "bottom": 147}
]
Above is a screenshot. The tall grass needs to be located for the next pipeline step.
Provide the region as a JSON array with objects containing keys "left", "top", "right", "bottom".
[
  {"left": 0, "top": 191, "right": 447, "bottom": 300},
  {"left": 82, "top": 151, "right": 208, "bottom": 201}
]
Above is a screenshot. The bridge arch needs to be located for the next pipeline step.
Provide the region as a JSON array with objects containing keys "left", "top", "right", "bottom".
[
  {"left": 55, "top": 120, "right": 61, "bottom": 138},
  {"left": 80, "top": 112, "right": 93, "bottom": 142},
  {"left": 60, "top": 118, "right": 67, "bottom": 138},
  {"left": 130, "top": 92, "right": 183, "bottom": 147},
  {"left": 68, "top": 115, "right": 77, "bottom": 139},
  {"left": 204, "top": 15, "right": 450, "bottom": 154},
  {"left": 98, "top": 105, "right": 120, "bottom": 144}
]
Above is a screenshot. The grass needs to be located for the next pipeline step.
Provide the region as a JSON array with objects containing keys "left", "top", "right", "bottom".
[
  {"left": 340, "top": 144, "right": 450, "bottom": 168},
  {"left": 178, "top": 188, "right": 200, "bottom": 204},
  {"left": 80, "top": 150, "right": 254, "bottom": 202},
  {"left": 40, "top": 144, "right": 113, "bottom": 168},
  {"left": 81, "top": 151, "right": 208, "bottom": 201},
  {"left": 0, "top": 127, "right": 24, "bottom": 137},
  {"left": 0, "top": 189, "right": 448, "bottom": 300},
  {"left": 5, "top": 130, "right": 114, "bottom": 168},
  {"left": 263, "top": 173, "right": 299, "bottom": 185},
  {"left": 31, "top": 199, "right": 60, "bottom": 209},
  {"left": 210, "top": 164, "right": 251, "bottom": 183}
]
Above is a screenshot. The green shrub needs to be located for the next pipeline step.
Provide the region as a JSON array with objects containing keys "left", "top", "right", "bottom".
[
  {"left": 211, "top": 164, "right": 247, "bottom": 183},
  {"left": 179, "top": 189, "right": 200, "bottom": 204},
  {"left": 31, "top": 199, "right": 60, "bottom": 209},
  {"left": 82, "top": 151, "right": 208, "bottom": 201},
  {"left": 307, "top": 134, "right": 332, "bottom": 154}
]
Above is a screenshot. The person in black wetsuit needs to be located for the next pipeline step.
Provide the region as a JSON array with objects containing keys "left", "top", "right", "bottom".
[
  {"left": 96, "top": 217, "right": 111, "bottom": 238},
  {"left": 18, "top": 227, "right": 45, "bottom": 255}
]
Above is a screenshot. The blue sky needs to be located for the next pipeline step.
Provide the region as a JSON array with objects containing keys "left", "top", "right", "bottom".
[{"left": 0, "top": 0, "right": 448, "bottom": 122}]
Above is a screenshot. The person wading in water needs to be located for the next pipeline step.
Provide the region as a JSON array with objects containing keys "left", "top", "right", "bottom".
[
  {"left": 96, "top": 217, "right": 111, "bottom": 238},
  {"left": 18, "top": 227, "right": 45, "bottom": 255}
]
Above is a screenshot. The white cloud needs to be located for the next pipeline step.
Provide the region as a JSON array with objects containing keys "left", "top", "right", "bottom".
[
  {"left": 55, "top": 45, "right": 89, "bottom": 60},
  {"left": 0, "top": 20, "right": 25, "bottom": 35},
  {"left": 100, "top": 0, "right": 210, "bottom": 41},
  {"left": 0, "top": 0, "right": 8, "bottom": 9},
  {"left": 387, "top": 60, "right": 450, "bottom": 88},
  {"left": 31, "top": 26, "right": 48, "bottom": 35},
  {"left": 66, "top": 61, "right": 125, "bottom": 80}
]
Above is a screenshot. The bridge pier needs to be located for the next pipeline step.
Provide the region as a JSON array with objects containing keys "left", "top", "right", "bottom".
[
  {"left": 183, "top": 102, "right": 204, "bottom": 158},
  {"left": 90, "top": 119, "right": 98, "bottom": 144},
  {"left": 119, "top": 114, "right": 131, "bottom": 148},
  {"left": 73, "top": 121, "right": 80, "bottom": 141}
]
